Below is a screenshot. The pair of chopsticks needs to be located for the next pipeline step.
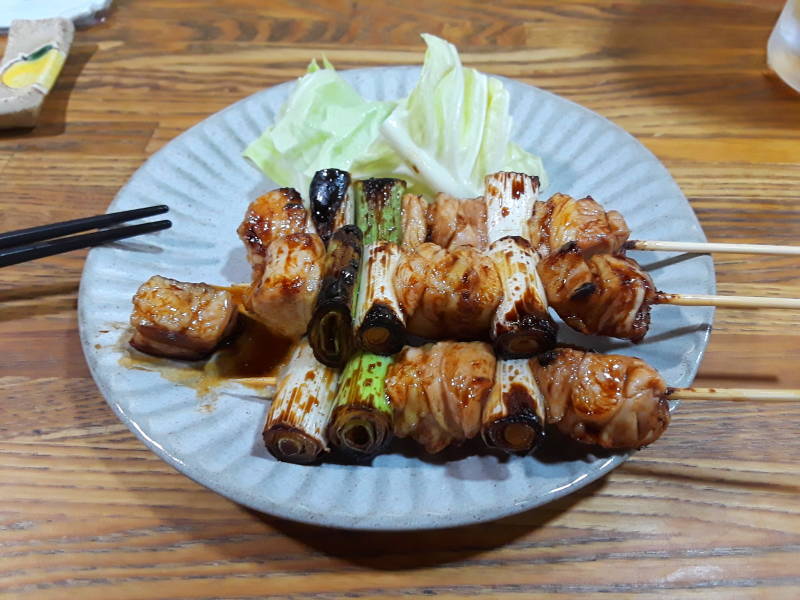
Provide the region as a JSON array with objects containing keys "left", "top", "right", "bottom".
[{"left": 0, "top": 206, "right": 171, "bottom": 267}]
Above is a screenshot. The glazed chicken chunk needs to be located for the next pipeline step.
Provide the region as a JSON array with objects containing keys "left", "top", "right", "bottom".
[
  {"left": 386, "top": 341, "right": 496, "bottom": 454},
  {"left": 130, "top": 275, "right": 238, "bottom": 360},
  {"left": 529, "top": 193, "right": 630, "bottom": 258},
  {"left": 245, "top": 233, "right": 325, "bottom": 340},
  {"left": 530, "top": 347, "right": 670, "bottom": 449},
  {"left": 427, "top": 193, "right": 488, "bottom": 250},
  {"left": 538, "top": 243, "right": 656, "bottom": 342},
  {"left": 394, "top": 242, "right": 501, "bottom": 340},
  {"left": 237, "top": 188, "right": 311, "bottom": 278}
]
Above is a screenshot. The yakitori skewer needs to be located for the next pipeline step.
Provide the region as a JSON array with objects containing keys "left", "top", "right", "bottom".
[
  {"left": 233, "top": 376, "right": 800, "bottom": 404},
  {"left": 626, "top": 240, "right": 800, "bottom": 256}
]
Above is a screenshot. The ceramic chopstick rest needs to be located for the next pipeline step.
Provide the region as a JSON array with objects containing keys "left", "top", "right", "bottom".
[{"left": 0, "top": 18, "right": 75, "bottom": 129}]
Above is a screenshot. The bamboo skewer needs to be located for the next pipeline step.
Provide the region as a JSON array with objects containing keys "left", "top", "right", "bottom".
[
  {"left": 232, "top": 376, "right": 277, "bottom": 387},
  {"left": 627, "top": 240, "right": 800, "bottom": 256},
  {"left": 669, "top": 387, "right": 800, "bottom": 402},
  {"left": 655, "top": 292, "right": 800, "bottom": 310}
]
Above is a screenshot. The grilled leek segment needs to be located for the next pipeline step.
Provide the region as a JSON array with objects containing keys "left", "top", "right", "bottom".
[
  {"left": 263, "top": 338, "right": 340, "bottom": 464},
  {"left": 309, "top": 168, "right": 353, "bottom": 245},
  {"left": 308, "top": 225, "right": 363, "bottom": 368},
  {"left": 484, "top": 171, "right": 557, "bottom": 357},
  {"left": 487, "top": 236, "right": 557, "bottom": 357},
  {"left": 481, "top": 357, "right": 546, "bottom": 454},
  {"left": 353, "top": 178, "right": 408, "bottom": 354},
  {"left": 354, "top": 241, "right": 405, "bottom": 355},
  {"left": 326, "top": 351, "right": 393, "bottom": 459}
]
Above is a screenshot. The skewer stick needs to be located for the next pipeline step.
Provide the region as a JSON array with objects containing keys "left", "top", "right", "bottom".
[
  {"left": 627, "top": 240, "right": 800, "bottom": 256},
  {"left": 231, "top": 376, "right": 277, "bottom": 387},
  {"left": 669, "top": 387, "right": 800, "bottom": 402},
  {"left": 655, "top": 292, "right": 800, "bottom": 310}
]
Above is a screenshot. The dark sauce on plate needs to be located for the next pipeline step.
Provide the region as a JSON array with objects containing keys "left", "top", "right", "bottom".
[{"left": 214, "top": 315, "right": 294, "bottom": 379}]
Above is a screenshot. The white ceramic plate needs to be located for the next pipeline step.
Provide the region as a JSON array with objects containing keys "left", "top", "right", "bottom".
[{"left": 78, "top": 66, "right": 715, "bottom": 530}]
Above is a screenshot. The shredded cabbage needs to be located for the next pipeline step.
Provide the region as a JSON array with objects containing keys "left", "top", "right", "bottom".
[{"left": 244, "top": 35, "right": 547, "bottom": 198}]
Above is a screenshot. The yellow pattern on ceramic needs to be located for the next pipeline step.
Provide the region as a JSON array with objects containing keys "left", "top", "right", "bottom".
[{"left": 1, "top": 45, "right": 66, "bottom": 93}]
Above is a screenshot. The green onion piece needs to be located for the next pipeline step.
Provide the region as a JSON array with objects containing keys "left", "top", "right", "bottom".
[
  {"left": 354, "top": 177, "right": 406, "bottom": 244},
  {"left": 352, "top": 178, "right": 407, "bottom": 354},
  {"left": 327, "top": 351, "right": 393, "bottom": 459},
  {"left": 309, "top": 169, "right": 352, "bottom": 245},
  {"left": 308, "top": 225, "right": 363, "bottom": 368},
  {"left": 263, "top": 338, "right": 340, "bottom": 464},
  {"left": 481, "top": 357, "right": 546, "bottom": 455}
]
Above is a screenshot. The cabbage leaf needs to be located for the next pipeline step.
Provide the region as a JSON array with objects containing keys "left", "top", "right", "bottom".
[{"left": 244, "top": 36, "right": 547, "bottom": 199}]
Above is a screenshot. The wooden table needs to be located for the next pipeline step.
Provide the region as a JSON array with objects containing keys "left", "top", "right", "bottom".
[{"left": 2, "top": 0, "right": 799, "bottom": 597}]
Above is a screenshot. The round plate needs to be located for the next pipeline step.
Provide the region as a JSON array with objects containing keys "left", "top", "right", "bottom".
[{"left": 78, "top": 66, "right": 715, "bottom": 530}]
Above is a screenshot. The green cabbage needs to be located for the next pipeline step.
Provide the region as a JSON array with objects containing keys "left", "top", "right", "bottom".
[
  {"left": 244, "top": 35, "right": 547, "bottom": 198},
  {"left": 243, "top": 58, "right": 396, "bottom": 194}
]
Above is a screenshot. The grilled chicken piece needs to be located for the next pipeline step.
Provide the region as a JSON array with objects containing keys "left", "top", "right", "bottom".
[
  {"left": 529, "top": 193, "right": 630, "bottom": 258},
  {"left": 130, "top": 275, "right": 238, "bottom": 360},
  {"left": 394, "top": 242, "right": 501, "bottom": 340},
  {"left": 237, "top": 188, "right": 311, "bottom": 278},
  {"left": 246, "top": 233, "right": 325, "bottom": 340},
  {"left": 530, "top": 347, "right": 670, "bottom": 449},
  {"left": 401, "top": 193, "right": 428, "bottom": 250},
  {"left": 386, "top": 341, "right": 496, "bottom": 453},
  {"left": 427, "top": 193, "right": 488, "bottom": 250},
  {"left": 538, "top": 243, "right": 656, "bottom": 342}
]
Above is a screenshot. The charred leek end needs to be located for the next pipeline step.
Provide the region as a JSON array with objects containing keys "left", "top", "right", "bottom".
[
  {"left": 308, "top": 225, "right": 363, "bottom": 367},
  {"left": 355, "top": 242, "right": 406, "bottom": 355},
  {"left": 310, "top": 169, "right": 353, "bottom": 245},
  {"left": 482, "top": 358, "right": 546, "bottom": 454},
  {"left": 354, "top": 178, "right": 406, "bottom": 243},
  {"left": 484, "top": 171, "right": 540, "bottom": 242},
  {"left": 327, "top": 351, "right": 393, "bottom": 460},
  {"left": 263, "top": 338, "right": 340, "bottom": 464},
  {"left": 488, "top": 236, "right": 558, "bottom": 358}
]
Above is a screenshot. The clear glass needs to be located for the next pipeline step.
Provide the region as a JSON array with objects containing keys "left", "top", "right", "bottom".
[{"left": 768, "top": 0, "right": 800, "bottom": 92}]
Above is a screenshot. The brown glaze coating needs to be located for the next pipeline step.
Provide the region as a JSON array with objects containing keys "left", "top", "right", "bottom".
[
  {"left": 237, "top": 188, "right": 310, "bottom": 278},
  {"left": 246, "top": 233, "right": 325, "bottom": 340},
  {"left": 529, "top": 193, "right": 630, "bottom": 258},
  {"left": 386, "top": 341, "right": 496, "bottom": 454},
  {"left": 129, "top": 275, "right": 238, "bottom": 360},
  {"left": 538, "top": 244, "right": 656, "bottom": 342},
  {"left": 530, "top": 347, "right": 670, "bottom": 449},
  {"left": 394, "top": 242, "right": 501, "bottom": 340}
]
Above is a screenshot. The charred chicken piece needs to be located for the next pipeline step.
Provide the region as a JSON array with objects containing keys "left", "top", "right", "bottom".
[
  {"left": 237, "top": 188, "right": 311, "bottom": 278},
  {"left": 530, "top": 347, "right": 670, "bottom": 449},
  {"left": 386, "top": 341, "right": 496, "bottom": 454},
  {"left": 427, "top": 193, "right": 488, "bottom": 250},
  {"left": 394, "top": 242, "right": 501, "bottom": 340},
  {"left": 245, "top": 232, "right": 325, "bottom": 340},
  {"left": 130, "top": 275, "right": 238, "bottom": 360},
  {"left": 529, "top": 193, "right": 630, "bottom": 258},
  {"left": 538, "top": 243, "right": 656, "bottom": 342}
]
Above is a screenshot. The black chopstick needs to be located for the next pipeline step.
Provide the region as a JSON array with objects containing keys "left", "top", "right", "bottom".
[
  {"left": 0, "top": 220, "right": 172, "bottom": 267},
  {"left": 0, "top": 205, "right": 169, "bottom": 250}
]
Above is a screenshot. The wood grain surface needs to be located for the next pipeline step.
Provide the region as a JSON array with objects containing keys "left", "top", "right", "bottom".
[{"left": 2, "top": 0, "right": 799, "bottom": 597}]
